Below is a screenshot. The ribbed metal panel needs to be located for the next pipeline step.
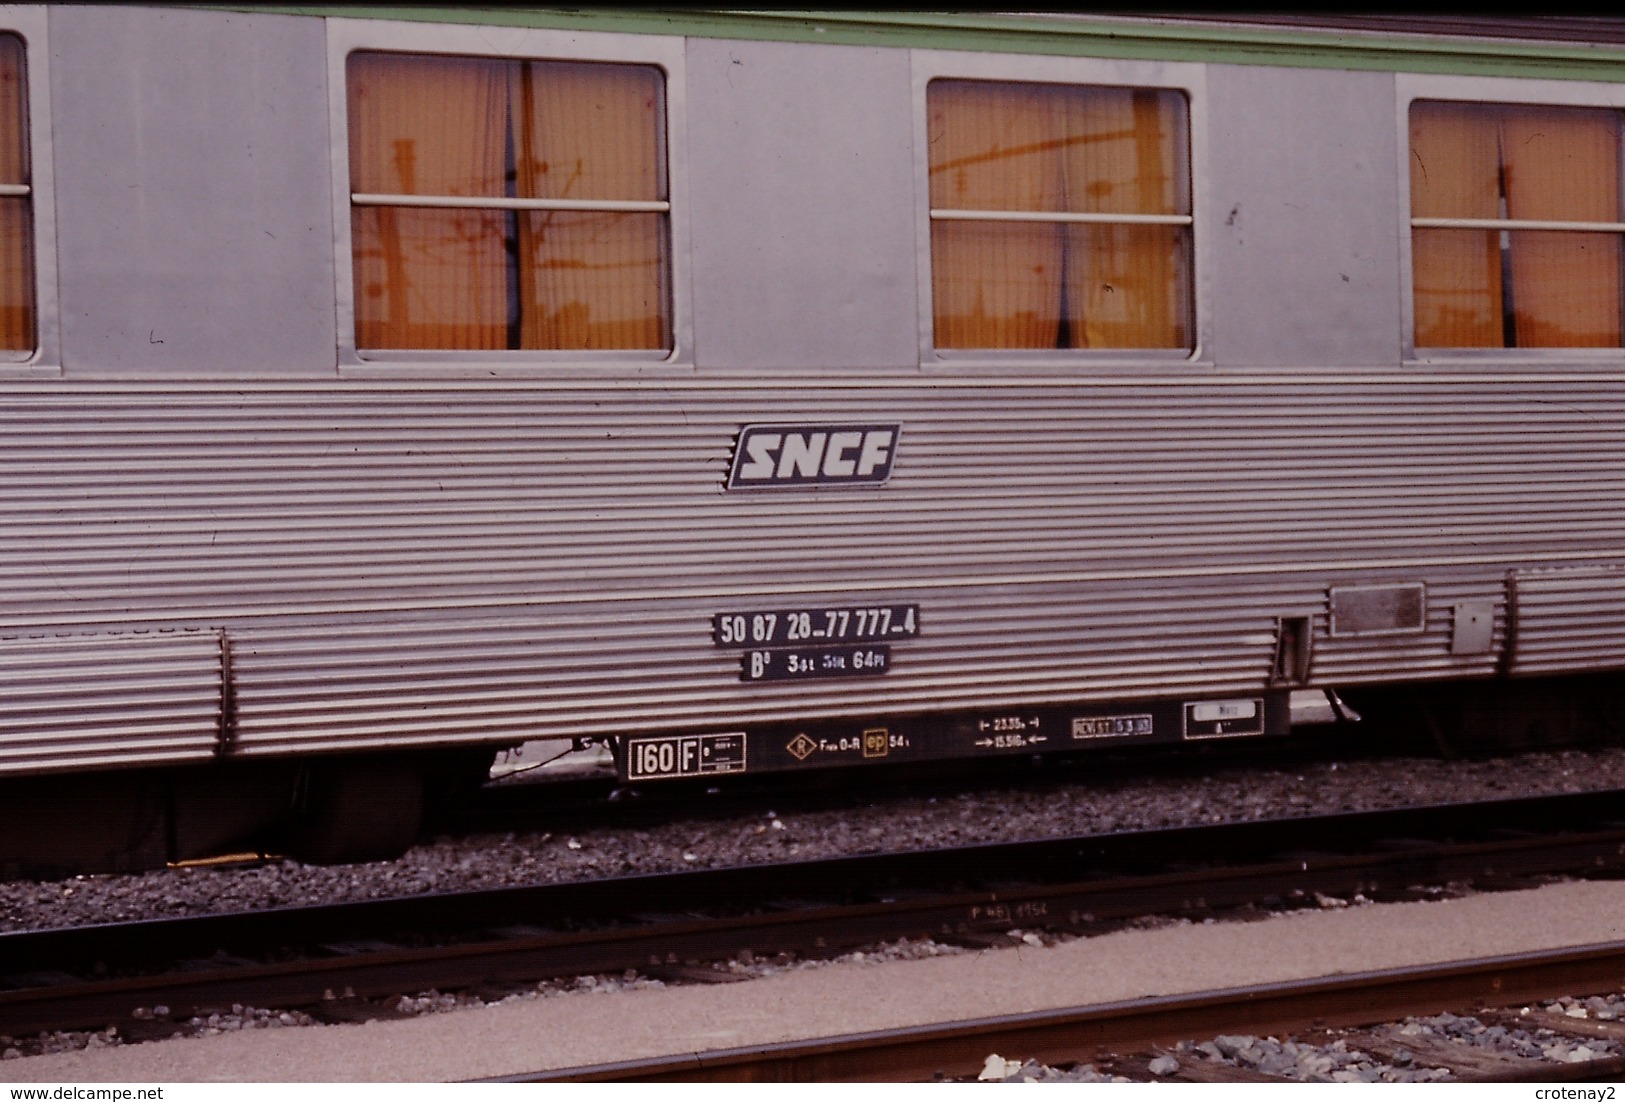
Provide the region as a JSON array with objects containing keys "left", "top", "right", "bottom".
[
  {"left": 3, "top": 375, "right": 1624, "bottom": 770},
  {"left": 0, "top": 629, "right": 220, "bottom": 773},
  {"left": 1510, "top": 566, "right": 1625, "bottom": 676},
  {"left": 227, "top": 582, "right": 1280, "bottom": 756}
]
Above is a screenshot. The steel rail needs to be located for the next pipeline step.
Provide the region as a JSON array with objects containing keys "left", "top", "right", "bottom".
[
  {"left": 13, "top": 785, "right": 1625, "bottom": 973},
  {"left": 3, "top": 788, "right": 1625, "bottom": 1040},
  {"left": 509, "top": 940, "right": 1625, "bottom": 1083}
]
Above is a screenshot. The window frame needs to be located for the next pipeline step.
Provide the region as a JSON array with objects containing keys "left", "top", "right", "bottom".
[
  {"left": 1398, "top": 72, "right": 1625, "bottom": 366},
  {"left": 910, "top": 49, "right": 1209, "bottom": 372},
  {"left": 326, "top": 18, "right": 690, "bottom": 375},
  {"left": 0, "top": 5, "right": 57, "bottom": 375}
]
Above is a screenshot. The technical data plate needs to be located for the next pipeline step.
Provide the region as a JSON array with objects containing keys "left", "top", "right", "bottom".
[
  {"left": 740, "top": 644, "right": 891, "bottom": 682},
  {"left": 623, "top": 732, "right": 748, "bottom": 781},
  {"left": 616, "top": 692, "right": 1292, "bottom": 780}
]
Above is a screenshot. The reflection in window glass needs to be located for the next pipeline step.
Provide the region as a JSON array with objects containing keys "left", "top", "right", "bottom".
[
  {"left": 1411, "top": 100, "right": 1624, "bottom": 349},
  {"left": 927, "top": 80, "right": 1192, "bottom": 351},
  {"left": 348, "top": 52, "right": 669, "bottom": 352}
]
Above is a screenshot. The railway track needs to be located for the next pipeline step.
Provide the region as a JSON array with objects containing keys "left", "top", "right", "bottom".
[
  {"left": 4, "top": 789, "right": 1625, "bottom": 1050},
  {"left": 516, "top": 942, "right": 1625, "bottom": 1083}
]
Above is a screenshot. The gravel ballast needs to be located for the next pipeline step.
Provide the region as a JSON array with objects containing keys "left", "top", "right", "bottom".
[
  {"left": 981, "top": 996, "right": 1625, "bottom": 1083},
  {"left": 12, "top": 877, "right": 1625, "bottom": 1082},
  {"left": 6, "top": 742, "right": 1625, "bottom": 1065},
  {"left": 5, "top": 743, "right": 1625, "bottom": 932}
]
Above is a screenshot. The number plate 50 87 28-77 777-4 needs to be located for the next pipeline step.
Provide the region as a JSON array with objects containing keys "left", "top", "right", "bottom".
[{"left": 713, "top": 604, "right": 919, "bottom": 648}]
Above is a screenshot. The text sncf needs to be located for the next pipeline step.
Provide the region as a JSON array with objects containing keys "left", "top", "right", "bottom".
[{"left": 727, "top": 423, "right": 901, "bottom": 489}]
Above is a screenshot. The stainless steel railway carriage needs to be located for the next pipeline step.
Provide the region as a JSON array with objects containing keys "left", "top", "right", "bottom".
[{"left": 5, "top": 8, "right": 1625, "bottom": 875}]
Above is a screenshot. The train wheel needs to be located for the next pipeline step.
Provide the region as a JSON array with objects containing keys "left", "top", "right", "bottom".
[
  {"left": 1341, "top": 673, "right": 1625, "bottom": 759},
  {"left": 0, "top": 770, "right": 168, "bottom": 878},
  {"left": 422, "top": 746, "right": 499, "bottom": 815},
  {"left": 284, "top": 755, "right": 426, "bottom": 866}
]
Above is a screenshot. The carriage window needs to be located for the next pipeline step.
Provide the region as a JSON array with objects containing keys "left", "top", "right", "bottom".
[
  {"left": 1410, "top": 101, "right": 1624, "bottom": 349},
  {"left": 0, "top": 34, "right": 34, "bottom": 354},
  {"left": 347, "top": 52, "right": 669, "bottom": 352},
  {"left": 926, "top": 80, "right": 1192, "bottom": 351}
]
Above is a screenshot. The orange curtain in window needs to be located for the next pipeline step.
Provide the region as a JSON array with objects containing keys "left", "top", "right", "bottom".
[
  {"left": 1409, "top": 102, "right": 1503, "bottom": 347},
  {"left": 1501, "top": 106, "right": 1621, "bottom": 347},
  {"left": 929, "top": 81, "right": 1188, "bottom": 351},
  {"left": 928, "top": 82, "right": 1062, "bottom": 349},
  {"left": 513, "top": 62, "right": 666, "bottom": 350},
  {"left": 1060, "top": 89, "right": 1187, "bottom": 348},
  {"left": 348, "top": 54, "right": 508, "bottom": 349},
  {"left": 0, "top": 34, "right": 33, "bottom": 352}
]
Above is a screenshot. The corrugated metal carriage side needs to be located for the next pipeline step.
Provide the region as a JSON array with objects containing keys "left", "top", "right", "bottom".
[{"left": 3, "top": 8, "right": 1625, "bottom": 875}]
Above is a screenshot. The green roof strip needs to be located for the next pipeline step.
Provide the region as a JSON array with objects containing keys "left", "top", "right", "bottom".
[{"left": 191, "top": 7, "right": 1625, "bottom": 80}]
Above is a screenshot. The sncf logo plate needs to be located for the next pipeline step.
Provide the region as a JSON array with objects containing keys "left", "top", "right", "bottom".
[{"left": 727, "top": 423, "right": 900, "bottom": 490}]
